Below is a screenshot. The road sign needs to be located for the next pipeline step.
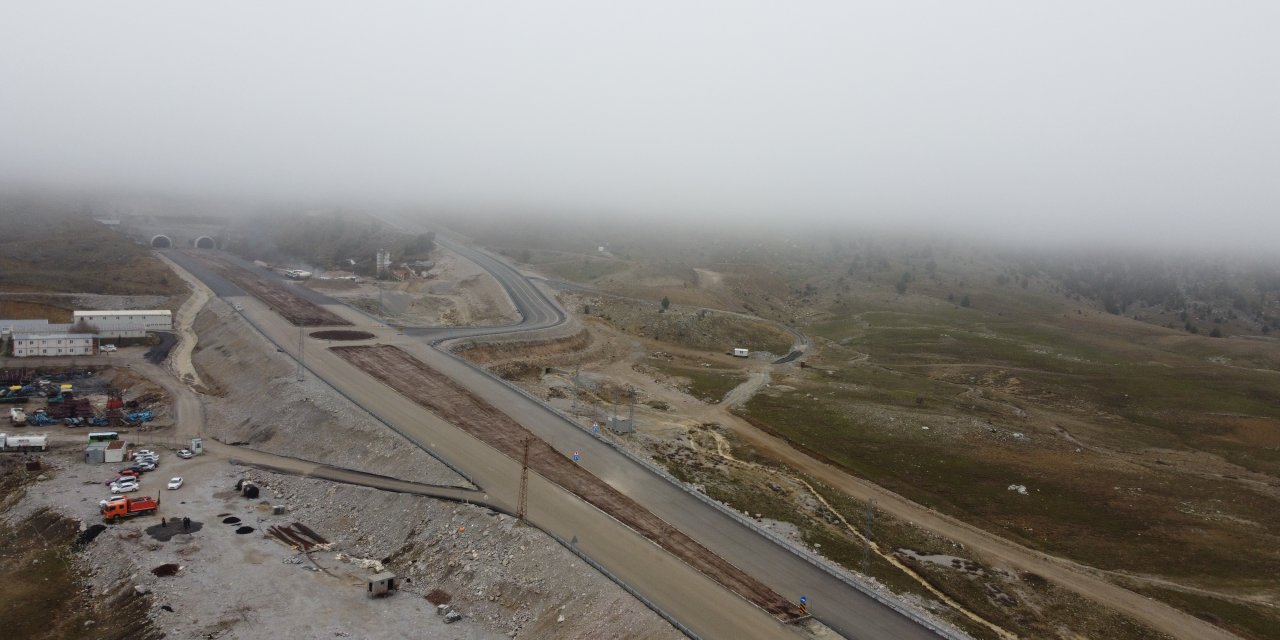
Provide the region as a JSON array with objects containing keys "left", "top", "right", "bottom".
[
  {"left": 799, "top": 595, "right": 807, "bottom": 605},
  {"left": 592, "top": 425, "right": 599, "bottom": 434},
  {"left": 572, "top": 451, "right": 581, "bottom": 462}
]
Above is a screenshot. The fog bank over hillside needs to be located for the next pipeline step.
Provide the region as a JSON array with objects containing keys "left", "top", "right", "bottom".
[{"left": 2, "top": 2, "right": 1278, "bottom": 250}]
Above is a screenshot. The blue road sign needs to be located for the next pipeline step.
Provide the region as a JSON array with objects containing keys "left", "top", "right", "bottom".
[
  {"left": 799, "top": 595, "right": 807, "bottom": 605},
  {"left": 572, "top": 452, "right": 581, "bottom": 462},
  {"left": 592, "top": 425, "right": 600, "bottom": 434}
]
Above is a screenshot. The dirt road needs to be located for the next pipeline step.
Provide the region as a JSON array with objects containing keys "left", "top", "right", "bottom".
[{"left": 716, "top": 410, "right": 1240, "bottom": 640}]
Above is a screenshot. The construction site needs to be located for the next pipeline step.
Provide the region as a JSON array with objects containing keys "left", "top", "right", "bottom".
[{"left": 3, "top": 200, "right": 1278, "bottom": 640}]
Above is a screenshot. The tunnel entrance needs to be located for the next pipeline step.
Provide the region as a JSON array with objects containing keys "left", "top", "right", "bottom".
[
  {"left": 194, "top": 236, "right": 216, "bottom": 249},
  {"left": 150, "top": 235, "right": 172, "bottom": 249}
]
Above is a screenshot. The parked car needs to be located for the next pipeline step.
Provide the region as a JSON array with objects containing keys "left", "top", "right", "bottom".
[
  {"left": 110, "top": 482, "right": 139, "bottom": 493},
  {"left": 176, "top": 449, "right": 194, "bottom": 459},
  {"left": 167, "top": 477, "right": 183, "bottom": 490},
  {"left": 100, "top": 344, "right": 117, "bottom": 352},
  {"left": 99, "top": 495, "right": 124, "bottom": 508},
  {"left": 133, "top": 450, "right": 156, "bottom": 459},
  {"left": 116, "top": 469, "right": 141, "bottom": 477},
  {"left": 137, "top": 462, "right": 156, "bottom": 472}
]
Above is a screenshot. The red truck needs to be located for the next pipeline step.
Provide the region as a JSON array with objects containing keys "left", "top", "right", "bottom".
[{"left": 101, "top": 496, "right": 159, "bottom": 523}]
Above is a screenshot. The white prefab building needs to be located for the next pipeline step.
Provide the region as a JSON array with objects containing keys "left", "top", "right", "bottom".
[
  {"left": 74, "top": 310, "right": 172, "bottom": 332},
  {"left": 12, "top": 333, "right": 95, "bottom": 357}
]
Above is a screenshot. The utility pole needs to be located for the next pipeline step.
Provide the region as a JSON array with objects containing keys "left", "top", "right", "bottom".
[
  {"left": 610, "top": 387, "right": 619, "bottom": 428},
  {"left": 627, "top": 385, "right": 636, "bottom": 425},
  {"left": 297, "top": 324, "right": 304, "bottom": 382},
  {"left": 863, "top": 499, "right": 875, "bottom": 574},
  {"left": 517, "top": 437, "right": 531, "bottom": 524},
  {"left": 570, "top": 367, "right": 580, "bottom": 416}
]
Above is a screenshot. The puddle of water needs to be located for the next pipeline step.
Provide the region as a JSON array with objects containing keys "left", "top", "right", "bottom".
[
  {"left": 236, "top": 526, "right": 255, "bottom": 535},
  {"left": 222, "top": 516, "right": 241, "bottom": 524}
]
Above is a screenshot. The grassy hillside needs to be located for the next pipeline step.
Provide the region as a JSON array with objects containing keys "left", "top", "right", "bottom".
[
  {"left": 445, "top": 216, "right": 1280, "bottom": 632},
  {"left": 0, "top": 197, "right": 184, "bottom": 295}
]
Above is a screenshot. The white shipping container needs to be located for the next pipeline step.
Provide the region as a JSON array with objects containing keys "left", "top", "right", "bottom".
[{"left": 732, "top": 348, "right": 750, "bottom": 357}]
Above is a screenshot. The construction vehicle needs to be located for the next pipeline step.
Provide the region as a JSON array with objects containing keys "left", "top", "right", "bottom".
[
  {"left": 0, "top": 433, "right": 48, "bottom": 452},
  {"left": 9, "top": 408, "right": 25, "bottom": 425},
  {"left": 101, "top": 496, "right": 159, "bottom": 523}
]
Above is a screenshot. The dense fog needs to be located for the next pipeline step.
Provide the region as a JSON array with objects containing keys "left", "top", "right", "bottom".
[{"left": 2, "top": 2, "right": 1277, "bottom": 248}]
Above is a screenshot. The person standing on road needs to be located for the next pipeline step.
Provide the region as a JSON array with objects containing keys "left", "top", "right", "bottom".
[
  {"left": 182, "top": 516, "right": 190, "bottom": 531},
  {"left": 161, "top": 517, "right": 167, "bottom": 527}
]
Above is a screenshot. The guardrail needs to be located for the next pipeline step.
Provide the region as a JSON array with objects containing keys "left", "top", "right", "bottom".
[{"left": 435, "top": 345, "right": 969, "bottom": 640}]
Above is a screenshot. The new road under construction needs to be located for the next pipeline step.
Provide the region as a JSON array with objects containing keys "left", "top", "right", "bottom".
[
  {"left": 165, "top": 244, "right": 945, "bottom": 640},
  {"left": 332, "top": 343, "right": 805, "bottom": 622}
]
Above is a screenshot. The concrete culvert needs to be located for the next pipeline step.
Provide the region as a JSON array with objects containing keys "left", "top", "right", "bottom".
[
  {"left": 194, "top": 235, "right": 216, "bottom": 249},
  {"left": 222, "top": 517, "right": 241, "bottom": 524},
  {"left": 236, "top": 526, "right": 255, "bottom": 534},
  {"left": 311, "top": 330, "right": 375, "bottom": 341},
  {"left": 150, "top": 234, "right": 172, "bottom": 248},
  {"left": 152, "top": 563, "right": 181, "bottom": 577}
]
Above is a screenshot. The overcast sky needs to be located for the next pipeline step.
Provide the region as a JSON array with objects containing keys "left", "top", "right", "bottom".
[{"left": 2, "top": 2, "right": 1277, "bottom": 246}]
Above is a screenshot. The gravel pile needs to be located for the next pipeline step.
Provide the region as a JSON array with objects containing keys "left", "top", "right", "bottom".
[{"left": 252, "top": 472, "right": 682, "bottom": 639}]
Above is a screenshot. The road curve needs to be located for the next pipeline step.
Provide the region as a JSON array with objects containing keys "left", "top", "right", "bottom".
[{"left": 162, "top": 244, "right": 943, "bottom": 639}]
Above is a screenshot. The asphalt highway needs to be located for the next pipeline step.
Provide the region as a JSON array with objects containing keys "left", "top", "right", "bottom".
[{"left": 163, "top": 247, "right": 940, "bottom": 640}]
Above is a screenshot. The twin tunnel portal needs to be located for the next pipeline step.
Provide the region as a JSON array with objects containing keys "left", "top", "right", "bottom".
[{"left": 150, "top": 234, "right": 217, "bottom": 249}]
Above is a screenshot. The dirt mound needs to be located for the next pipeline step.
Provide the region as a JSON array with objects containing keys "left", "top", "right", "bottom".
[
  {"left": 424, "top": 588, "right": 451, "bottom": 605},
  {"left": 310, "top": 329, "right": 375, "bottom": 341}
]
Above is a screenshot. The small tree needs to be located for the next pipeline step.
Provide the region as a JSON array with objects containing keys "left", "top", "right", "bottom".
[
  {"left": 960, "top": 295, "right": 971, "bottom": 308},
  {"left": 895, "top": 281, "right": 907, "bottom": 295},
  {"left": 1210, "top": 327, "right": 1223, "bottom": 338},
  {"left": 660, "top": 296, "right": 670, "bottom": 312}
]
